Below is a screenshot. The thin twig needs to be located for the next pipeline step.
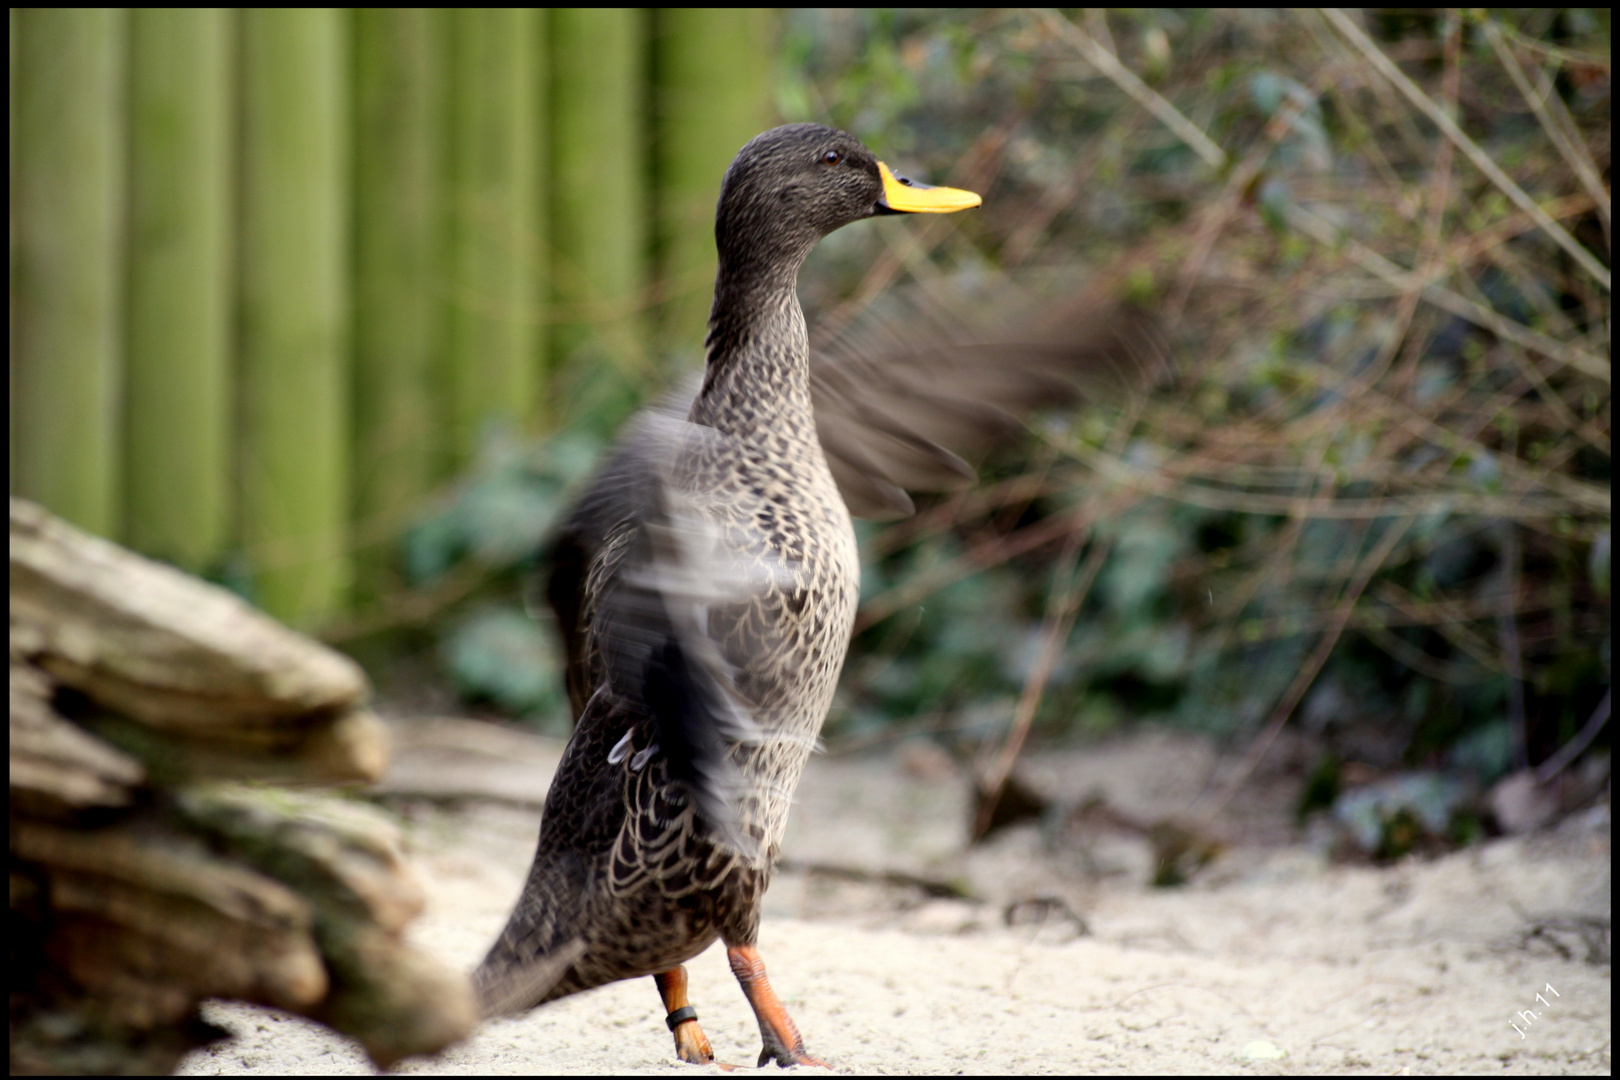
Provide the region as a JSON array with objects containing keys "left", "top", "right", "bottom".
[
  {"left": 1374, "top": 581, "right": 1515, "bottom": 674},
  {"left": 1036, "top": 9, "right": 1228, "bottom": 171},
  {"left": 1491, "top": 24, "right": 1610, "bottom": 69},
  {"left": 1035, "top": 6, "right": 1608, "bottom": 381},
  {"left": 1320, "top": 8, "right": 1610, "bottom": 287},
  {"left": 1497, "top": 522, "right": 1529, "bottom": 770},
  {"left": 975, "top": 527, "right": 1111, "bottom": 839},
  {"left": 1535, "top": 689, "right": 1611, "bottom": 783},
  {"left": 1485, "top": 20, "right": 1610, "bottom": 233},
  {"left": 1194, "top": 515, "right": 1415, "bottom": 823},
  {"left": 856, "top": 497, "right": 1123, "bottom": 631},
  {"left": 1361, "top": 623, "right": 1496, "bottom": 685},
  {"left": 1283, "top": 203, "right": 1609, "bottom": 382},
  {"left": 1065, "top": 438, "right": 1606, "bottom": 523}
]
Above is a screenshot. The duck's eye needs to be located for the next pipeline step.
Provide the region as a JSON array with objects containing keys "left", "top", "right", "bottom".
[{"left": 822, "top": 149, "right": 842, "bottom": 165}]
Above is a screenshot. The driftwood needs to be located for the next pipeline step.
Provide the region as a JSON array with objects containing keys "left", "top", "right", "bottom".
[{"left": 9, "top": 498, "right": 476, "bottom": 1074}]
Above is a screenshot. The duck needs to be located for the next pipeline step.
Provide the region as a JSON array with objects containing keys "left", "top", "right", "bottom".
[{"left": 472, "top": 123, "right": 983, "bottom": 1068}]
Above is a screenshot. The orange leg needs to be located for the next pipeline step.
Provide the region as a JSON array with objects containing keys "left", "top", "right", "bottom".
[
  {"left": 726, "top": 945, "right": 826, "bottom": 1068},
  {"left": 655, "top": 967, "right": 731, "bottom": 1068}
]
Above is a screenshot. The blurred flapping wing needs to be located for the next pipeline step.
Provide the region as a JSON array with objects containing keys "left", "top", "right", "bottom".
[
  {"left": 809, "top": 275, "right": 1165, "bottom": 519},
  {"left": 545, "top": 406, "right": 786, "bottom": 861}
]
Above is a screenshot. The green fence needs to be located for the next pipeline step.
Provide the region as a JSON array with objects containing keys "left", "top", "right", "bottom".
[{"left": 10, "top": 8, "right": 775, "bottom": 625}]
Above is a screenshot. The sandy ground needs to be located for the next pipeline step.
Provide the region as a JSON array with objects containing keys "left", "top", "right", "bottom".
[{"left": 178, "top": 729, "right": 1611, "bottom": 1075}]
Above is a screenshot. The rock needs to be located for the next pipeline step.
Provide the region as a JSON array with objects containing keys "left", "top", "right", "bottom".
[{"left": 1489, "top": 770, "right": 1561, "bottom": 834}]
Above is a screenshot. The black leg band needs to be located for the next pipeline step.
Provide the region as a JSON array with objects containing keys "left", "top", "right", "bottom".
[{"left": 666, "top": 1005, "right": 699, "bottom": 1031}]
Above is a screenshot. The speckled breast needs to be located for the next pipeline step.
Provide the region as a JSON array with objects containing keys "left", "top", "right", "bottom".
[{"left": 692, "top": 446, "right": 860, "bottom": 857}]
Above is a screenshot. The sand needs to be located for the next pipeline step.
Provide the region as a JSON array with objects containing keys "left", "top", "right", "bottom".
[{"left": 178, "top": 734, "right": 1610, "bottom": 1075}]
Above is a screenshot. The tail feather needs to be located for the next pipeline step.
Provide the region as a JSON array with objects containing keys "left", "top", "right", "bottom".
[
  {"left": 474, "top": 936, "right": 587, "bottom": 1018},
  {"left": 473, "top": 849, "right": 590, "bottom": 1016}
]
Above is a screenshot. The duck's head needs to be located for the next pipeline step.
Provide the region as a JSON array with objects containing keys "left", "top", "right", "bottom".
[{"left": 714, "top": 123, "right": 980, "bottom": 282}]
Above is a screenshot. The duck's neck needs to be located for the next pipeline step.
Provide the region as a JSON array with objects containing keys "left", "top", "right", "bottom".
[{"left": 691, "top": 254, "right": 815, "bottom": 442}]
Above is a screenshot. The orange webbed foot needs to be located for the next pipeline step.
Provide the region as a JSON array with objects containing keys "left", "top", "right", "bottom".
[
  {"left": 727, "top": 945, "right": 828, "bottom": 1069},
  {"left": 758, "top": 1046, "right": 828, "bottom": 1069}
]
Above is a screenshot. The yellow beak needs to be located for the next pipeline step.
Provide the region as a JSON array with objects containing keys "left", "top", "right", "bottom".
[{"left": 876, "top": 161, "right": 982, "bottom": 214}]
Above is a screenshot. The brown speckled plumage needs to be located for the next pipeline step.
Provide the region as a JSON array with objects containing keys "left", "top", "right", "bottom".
[
  {"left": 472, "top": 122, "right": 1156, "bottom": 1068},
  {"left": 474, "top": 124, "right": 962, "bottom": 1067}
]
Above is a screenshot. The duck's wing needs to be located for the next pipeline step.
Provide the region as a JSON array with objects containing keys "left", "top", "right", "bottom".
[
  {"left": 544, "top": 407, "right": 783, "bottom": 863},
  {"left": 808, "top": 277, "right": 1166, "bottom": 520}
]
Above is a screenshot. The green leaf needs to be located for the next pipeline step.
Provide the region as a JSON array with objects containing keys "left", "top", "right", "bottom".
[{"left": 442, "top": 605, "right": 563, "bottom": 721}]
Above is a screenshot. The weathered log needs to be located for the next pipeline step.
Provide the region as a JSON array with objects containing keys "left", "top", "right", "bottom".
[
  {"left": 9, "top": 498, "right": 476, "bottom": 1074},
  {"left": 10, "top": 654, "right": 145, "bottom": 816},
  {"left": 10, "top": 497, "right": 369, "bottom": 735},
  {"left": 71, "top": 704, "right": 388, "bottom": 789},
  {"left": 13, "top": 818, "right": 329, "bottom": 1021}
]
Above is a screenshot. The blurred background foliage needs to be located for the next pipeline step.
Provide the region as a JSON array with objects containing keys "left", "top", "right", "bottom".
[
  {"left": 11, "top": 10, "right": 1610, "bottom": 856},
  {"left": 802, "top": 9, "right": 1608, "bottom": 855},
  {"left": 398, "top": 9, "right": 1612, "bottom": 856}
]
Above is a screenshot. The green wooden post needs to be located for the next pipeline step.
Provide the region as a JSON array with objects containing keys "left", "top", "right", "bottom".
[
  {"left": 446, "top": 8, "right": 545, "bottom": 467},
  {"left": 10, "top": 7, "right": 17, "bottom": 492},
  {"left": 352, "top": 9, "right": 446, "bottom": 599},
  {"left": 652, "top": 9, "right": 775, "bottom": 357},
  {"left": 12, "top": 9, "right": 127, "bottom": 537},
  {"left": 238, "top": 9, "right": 351, "bottom": 624},
  {"left": 126, "top": 8, "right": 233, "bottom": 571},
  {"left": 550, "top": 8, "right": 647, "bottom": 418}
]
